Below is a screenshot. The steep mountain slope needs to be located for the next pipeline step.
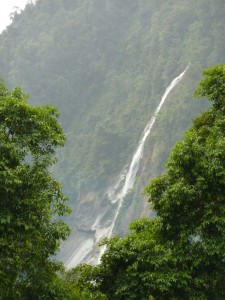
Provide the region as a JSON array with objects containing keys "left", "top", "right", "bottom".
[{"left": 0, "top": 0, "right": 224, "bottom": 266}]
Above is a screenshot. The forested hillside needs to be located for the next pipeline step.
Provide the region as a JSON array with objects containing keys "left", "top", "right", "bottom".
[
  {"left": 0, "top": 0, "right": 224, "bottom": 266},
  {"left": 71, "top": 65, "right": 225, "bottom": 299}
]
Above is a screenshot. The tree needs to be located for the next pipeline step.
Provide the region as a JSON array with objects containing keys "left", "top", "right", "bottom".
[
  {"left": 148, "top": 65, "right": 225, "bottom": 298},
  {"left": 0, "top": 80, "right": 71, "bottom": 298},
  {"left": 74, "top": 65, "right": 225, "bottom": 299}
]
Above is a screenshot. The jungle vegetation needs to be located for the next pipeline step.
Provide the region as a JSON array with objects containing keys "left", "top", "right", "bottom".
[
  {"left": 0, "top": 0, "right": 225, "bottom": 298},
  {"left": 67, "top": 65, "right": 225, "bottom": 300}
]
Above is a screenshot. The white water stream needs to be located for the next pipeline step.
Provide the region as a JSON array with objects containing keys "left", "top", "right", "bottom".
[
  {"left": 64, "top": 65, "right": 190, "bottom": 268},
  {"left": 95, "top": 65, "right": 190, "bottom": 263}
]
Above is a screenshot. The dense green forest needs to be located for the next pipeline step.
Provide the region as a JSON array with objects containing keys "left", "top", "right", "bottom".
[
  {"left": 0, "top": 0, "right": 225, "bottom": 272},
  {"left": 1, "top": 64, "right": 225, "bottom": 299}
]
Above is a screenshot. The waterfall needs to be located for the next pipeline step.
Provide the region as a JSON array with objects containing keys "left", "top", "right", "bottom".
[
  {"left": 96, "top": 65, "right": 190, "bottom": 263},
  {"left": 64, "top": 65, "right": 190, "bottom": 268}
]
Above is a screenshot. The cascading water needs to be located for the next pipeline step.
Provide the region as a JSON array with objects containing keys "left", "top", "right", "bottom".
[
  {"left": 64, "top": 65, "right": 190, "bottom": 268},
  {"left": 95, "top": 65, "right": 190, "bottom": 263}
]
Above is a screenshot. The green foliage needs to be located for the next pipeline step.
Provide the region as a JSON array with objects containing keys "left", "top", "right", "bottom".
[
  {"left": 0, "top": 0, "right": 225, "bottom": 265},
  {"left": 64, "top": 265, "right": 108, "bottom": 300},
  {"left": 0, "top": 81, "right": 72, "bottom": 298},
  {"left": 194, "top": 65, "right": 225, "bottom": 108},
  {"left": 0, "top": 0, "right": 223, "bottom": 200},
  {"left": 76, "top": 219, "right": 196, "bottom": 300},
  {"left": 147, "top": 65, "right": 225, "bottom": 298},
  {"left": 74, "top": 66, "right": 225, "bottom": 299}
]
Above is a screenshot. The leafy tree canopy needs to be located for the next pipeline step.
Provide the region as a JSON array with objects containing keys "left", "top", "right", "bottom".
[
  {"left": 1, "top": 0, "right": 224, "bottom": 243},
  {"left": 0, "top": 80, "right": 72, "bottom": 298},
  {"left": 70, "top": 65, "right": 225, "bottom": 299}
]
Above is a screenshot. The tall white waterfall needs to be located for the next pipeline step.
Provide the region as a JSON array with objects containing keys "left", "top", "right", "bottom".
[
  {"left": 96, "top": 65, "right": 190, "bottom": 263},
  {"left": 64, "top": 65, "right": 190, "bottom": 268}
]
